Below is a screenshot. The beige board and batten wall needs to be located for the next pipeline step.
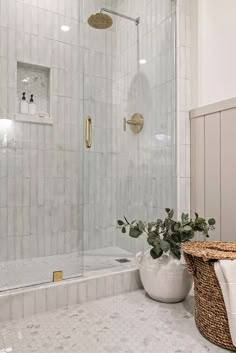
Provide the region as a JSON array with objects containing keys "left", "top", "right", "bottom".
[{"left": 190, "top": 97, "right": 236, "bottom": 242}]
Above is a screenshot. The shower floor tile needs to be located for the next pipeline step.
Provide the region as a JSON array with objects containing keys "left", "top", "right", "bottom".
[
  {"left": 0, "top": 290, "right": 227, "bottom": 353},
  {"left": 0, "top": 247, "right": 135, "bottom": 291}
]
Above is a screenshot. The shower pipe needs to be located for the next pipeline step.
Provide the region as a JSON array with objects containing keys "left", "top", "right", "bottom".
[{"left": 100, "top": 8, "right": 140, "bottom": 26}]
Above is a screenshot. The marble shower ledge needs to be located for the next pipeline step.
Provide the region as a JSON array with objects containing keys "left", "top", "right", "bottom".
[
  {"left": 15, "top": 113, "right": 53, "bottom": 125},
  {"left": 0, "top": 248, "right": 135, "bottom": 291}
]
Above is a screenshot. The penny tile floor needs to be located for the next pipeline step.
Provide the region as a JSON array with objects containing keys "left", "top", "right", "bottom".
[{"left": 0, "top": 290, "right": 230, "bottom": 353}]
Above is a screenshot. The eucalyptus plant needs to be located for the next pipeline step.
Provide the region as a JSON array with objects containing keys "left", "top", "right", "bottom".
[{"left": 117, "top": 208, "right": 216, "bottom": 260}]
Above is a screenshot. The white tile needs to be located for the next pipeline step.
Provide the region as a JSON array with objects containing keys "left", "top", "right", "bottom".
[
  {"left": 23, "top": 207, "right": 30, "bottom": 236},
  {"left": 113, "top": 273, "right": 124, "bottom": 295},
  {"left": 0, "top": 296, "right": 11, "bottom": 321},
  {"left": 35, "top": 288, "right": 46, "bottom": 314},
  {"left": 105, "top": 274, "right": 115, "bottom": 297},
  {"left": 78, "top": 281, "right": 87, "bottom": 304},
  {"left": 130, "top": 270, "right": 143, "bottom": 291},
  {"left": 67, "top": 282, "right": 78, "bottom": 305},
  {"left": 123, "top": 271, "right": 132, "bottom": 292},
  {"left": 96, "top": 277, "right": 106, "bottom": 299},
  {"left": 7, "top": 237, "right": 15, "bottom": 261},
  {"left": 46, "top": 287, "right": 57, "bottom": 311},
  {"left": 56, "top": 284, "right": 68, "bottom": 308},
  {"left": 23, "top": 291, "right": 35, "bottom": 317},
  {"left": 87, "top": 278, "right": 97, "bottom": 301},
  {"left": 0, "top": 208, "right": 7, "bottom": 236},
  {"left": 11, "top": 293, "right": 24, "bottom": 320}
]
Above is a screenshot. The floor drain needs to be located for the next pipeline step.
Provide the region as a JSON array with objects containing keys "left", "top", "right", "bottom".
[{"left": 115, "top": 258, "right": 131, "bottom": 263}]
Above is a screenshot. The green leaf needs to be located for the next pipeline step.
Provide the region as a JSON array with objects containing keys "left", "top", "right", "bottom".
[
  {"left": 147, "top": 231, "right": 159, "bottom": 246},
  {"left": 171, "top": 233, "right": 181, "bottom": 243},
  {"left": 174, "top": 223, "right": 181, "bottom": 231},
  {"left": 195, "top": 217, "right": 205, "bottom": 224},
  {"left": 121, "top": 227, "right": 126, "bottom": 233},
  {"left": 129, "top": 226, "right": 143, "bottom": 238},
  {"left": 208, "top": 218, "right": 216, "bottom": 226},
  {"left": 150, "top": 246, "right": 163, "bottom": 259},
  {"left": 160, "top": 239, "right": 170, "bottom": 252},
  {"left": 171, "top": 246, "right": 181, "bottom": 260},
  {"left": 117, "top": 220, "right": 124, "bottom": 226},
  {"left": 148, "top": 222, "right": 156, "bottom": 232},
  {"left": 183, "top": 225, "right": 192, "bottom": 232},
  {"left": 181, "top": 231, "right": 194, "bottom": 241},
  {"left": 168, "top": 209, "right": 174, "bottom": 219},
  {"left": 195, "top": 212, "right": 199, "bottom": 219},
  {"left": 165, "top": 208, "right": 171, "bottom": 213},
  {"left": 181, "top": 213, "right": 189, "bottom": 223},
  {"left": 138, "top": 220, "right": 146, "bottom": 232},
  {"left": 188, "top": 230, "right": 195, "bottom": 239}
]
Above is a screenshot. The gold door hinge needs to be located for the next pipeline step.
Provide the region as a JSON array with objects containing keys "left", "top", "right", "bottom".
[{"left": 53, "top": 271, "right": 63, "bottom": 282}]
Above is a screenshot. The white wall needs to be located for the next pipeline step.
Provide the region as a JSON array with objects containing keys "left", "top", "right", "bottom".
[
  {"left": 190, "top": 99, "right": 236, "bottom": 242},
  {"left": 192, "top": 0, "right": 236, "bottom": 107}
]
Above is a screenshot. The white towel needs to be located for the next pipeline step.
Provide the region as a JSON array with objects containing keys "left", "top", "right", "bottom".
[{"left": 214, "top": 260, "right": 236, "bottom": 346}]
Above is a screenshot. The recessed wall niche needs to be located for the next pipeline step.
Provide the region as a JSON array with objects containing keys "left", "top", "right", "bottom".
[{"left": 16, "top": 62, "right": 52, "bottom": 124}]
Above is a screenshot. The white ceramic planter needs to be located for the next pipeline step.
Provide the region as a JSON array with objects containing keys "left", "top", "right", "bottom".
[{"left": 136, "top": 250, "right": 193, "bottom": 303}]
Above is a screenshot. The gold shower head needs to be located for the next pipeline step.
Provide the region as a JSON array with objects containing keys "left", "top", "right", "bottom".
[{"left": 87, "top": 13, "right": 113, "bottom": 29}]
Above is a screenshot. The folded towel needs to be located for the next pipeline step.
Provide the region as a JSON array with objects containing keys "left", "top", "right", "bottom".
[{"left": 214, "top": 260, "right": 236, "bottom": 346}]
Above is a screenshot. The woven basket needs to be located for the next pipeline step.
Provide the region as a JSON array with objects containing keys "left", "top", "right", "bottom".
[{"left": 182, "top": 241, "right": 236, "bottom": 352}]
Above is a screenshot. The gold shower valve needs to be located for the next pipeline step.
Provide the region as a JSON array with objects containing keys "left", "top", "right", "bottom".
[{"left": 123, "top": 113, "right": 144, "bottom": 134}]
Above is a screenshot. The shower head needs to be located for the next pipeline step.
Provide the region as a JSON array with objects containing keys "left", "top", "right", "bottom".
[
  {"left": 87, "top": 12, "right": 113, "bottom": 29},
  {"left": 87, "top": 8, "right": 140, "bottom": 30}
]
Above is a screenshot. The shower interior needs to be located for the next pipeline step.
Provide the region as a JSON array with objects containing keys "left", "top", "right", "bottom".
[{"left": 0, "top": 0, "right": 176, "bottom": 291}]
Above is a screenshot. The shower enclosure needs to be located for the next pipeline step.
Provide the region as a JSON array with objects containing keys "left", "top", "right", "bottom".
[{"left": 0, "top": 0, "right": 177, "bottom": 291}]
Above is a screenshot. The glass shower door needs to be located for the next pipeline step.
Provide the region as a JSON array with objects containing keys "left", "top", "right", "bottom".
[
  {"left": 82, "top": 0, "right": 177, "bottom": 274},
  {"left": 82, "top": 0, "right": 135, "bottom": 273},
  {"left": 0, "top": 0, "right": 83, "bottom": 290}
]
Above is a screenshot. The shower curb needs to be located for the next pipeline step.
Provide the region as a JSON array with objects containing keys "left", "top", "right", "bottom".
[{"left": 0, "top": 268, "right": 142, "bottom": 322}]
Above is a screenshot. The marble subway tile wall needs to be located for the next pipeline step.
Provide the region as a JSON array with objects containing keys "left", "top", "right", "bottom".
[
  {"left": 82, "top": 0, "right": 118, "bottom": 251},
  {"left": 112, "top": 0, "right": 177, "bottom": 253},
  {"left": 0, "top": 0, "right": 83, "bottom": 262}
]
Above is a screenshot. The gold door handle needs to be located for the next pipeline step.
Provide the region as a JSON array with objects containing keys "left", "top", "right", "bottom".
[{"left": 85, "top": 116, "right": 92, "bottom": 148}]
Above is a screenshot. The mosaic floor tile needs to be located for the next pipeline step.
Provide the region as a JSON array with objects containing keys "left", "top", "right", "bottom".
[{"left": 0, "top": 291, "right": 229, "bottom": 353}]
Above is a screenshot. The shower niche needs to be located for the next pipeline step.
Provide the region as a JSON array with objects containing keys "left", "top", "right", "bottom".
[{"left": 15, "top": 62, "right": 53, "bottom": 124}]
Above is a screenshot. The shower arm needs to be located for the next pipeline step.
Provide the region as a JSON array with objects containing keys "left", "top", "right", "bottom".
[{"left": 100, "top": 8, "right": 140, "bottom": 26}]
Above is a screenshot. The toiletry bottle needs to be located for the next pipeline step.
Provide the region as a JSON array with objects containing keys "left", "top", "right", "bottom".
[
  {"left": 21, "top": 92, "right": 28, "bottom": 114},
  {"left": 29, "top": 94, "right": 36, "bottom": 115}
]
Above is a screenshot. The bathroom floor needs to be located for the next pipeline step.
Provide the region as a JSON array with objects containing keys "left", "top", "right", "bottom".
[
  {"left": 0, "top": 290, "right": 229, "bottom": 353},
  {"left": 0, "top": 247, "right": 135, "bottom": 291}
]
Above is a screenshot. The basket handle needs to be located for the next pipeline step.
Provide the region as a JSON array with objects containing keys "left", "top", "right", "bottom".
[{"left": 183, "top": 252, "right": 196, "bottom": 275}]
